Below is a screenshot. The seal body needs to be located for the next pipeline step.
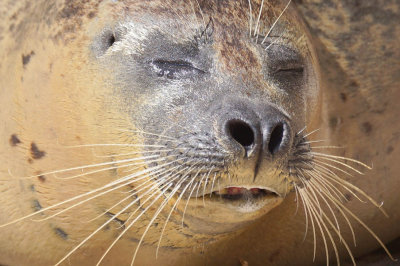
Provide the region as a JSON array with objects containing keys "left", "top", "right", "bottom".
[{"left": 0, "top": 0, "right": 399, "bottom": 265}]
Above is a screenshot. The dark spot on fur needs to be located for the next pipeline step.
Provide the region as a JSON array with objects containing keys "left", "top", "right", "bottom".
[
  {"left": 59, "top": 0, "right": 82, "bottom": 19},
  {"left": 22, "top": 51, "right": 35, "bottom": 66},
  {"left": 129, "top": 237, "right": 140, "bottom": 243},
  {"left": 38, "top": 175, "right": 46, "bottom": 182},
  {"left": 106, "top": 212, "right": 126, "bottom": 229},
  {"left": 29, "top": 184, "right": 35, "bottom": 192},
  {"left": 30, "top": 142, "right": 46, "bottom": 159},
  {"left": 239, "top": 259, "right": 249, "bottom": 266},
  {"left": 349, "top": 80, "right": 359, "bottom": 89},
  {"left": 87, "top": 11, "right": 96, "bottom": 19},
  {"left": 344, "top": 193, "right": 352, "bottom": 201},
  {"left": 32, "top": 199, "right": 42, "bottom": 211},
  {"left": 54, "top": 0, "right": 100, "bottom": 43},
  {"left": 340, "top": 93, "right": 347, "bottom": 102},
  {"left": 269, "top": 248, "right": 281, "bottom": 263},
  {"left": 54, "top": 227, "right": 68, "bottom": 240},
  {"left": 329, "top": 117, "right": 339, "bottom": 129},
  {"left": 361, "top": 122, "right": 373, "bottom": 135},
  {"left": 28, "top": 158, "right": 33, "bottom": 164},
  {"left": 386, "top": 146, "right": 394, "bottom": 154},
  {"left": 9, "top": 134, "right": 21, "bottom": 146}
]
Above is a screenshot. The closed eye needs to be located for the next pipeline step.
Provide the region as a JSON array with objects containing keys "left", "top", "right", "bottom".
[
  {"left": 275, "top": 67, "right": 304, "bottom": 74},
  {"left": 151, "top": 59, "right": 205, "bottom": 79}
]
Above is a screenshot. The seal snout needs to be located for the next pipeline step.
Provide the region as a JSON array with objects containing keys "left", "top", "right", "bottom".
[{"left": 222, "top": 102, "right": 292, "bottom": 162}]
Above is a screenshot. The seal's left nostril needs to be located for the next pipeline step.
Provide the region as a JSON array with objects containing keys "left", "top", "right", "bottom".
[{"left": 268, "top": 123, "right": 284, "bottom": 155}]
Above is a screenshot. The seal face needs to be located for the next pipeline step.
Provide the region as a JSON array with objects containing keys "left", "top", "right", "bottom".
[
  {"left": 1, "top": 0, "right": 398, "bottom": 265},
  {"left": 88, "top": 0, "right": 319, "bottom": 234}
]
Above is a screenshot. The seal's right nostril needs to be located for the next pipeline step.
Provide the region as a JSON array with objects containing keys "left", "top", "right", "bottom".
[{"left": 226, "top": 119, "right": 255, "bottom": 148}]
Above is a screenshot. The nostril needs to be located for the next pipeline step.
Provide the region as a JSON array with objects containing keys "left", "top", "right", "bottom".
[
  {"left": 226, "top": 119, "right": 255, "bottom": 148},
  {"left": 107, "top": 33, "right": 116, "bottom": 48},
  {"left": 268, "top": 123, "right": 284, "bottom": 155}
]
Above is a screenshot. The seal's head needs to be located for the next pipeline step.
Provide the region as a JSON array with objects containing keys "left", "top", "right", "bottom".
[
  {"left": 89, "top": 0, "right": 320, "bottom": 237},
  {"left": 1, "top": 0, "right": 397, "bottom": 265},
  {"left": 12, "top": 0, "right": 393, "bottom": 265}
]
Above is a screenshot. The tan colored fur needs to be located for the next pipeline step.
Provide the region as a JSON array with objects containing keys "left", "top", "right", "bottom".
[{"left": 0, "top": 0, "right": 399, "bottom": 265}]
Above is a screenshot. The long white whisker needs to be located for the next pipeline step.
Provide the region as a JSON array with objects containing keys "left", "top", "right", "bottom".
[
  {"left": 261, "top": 0, "right": 292, "bottom": 44},
  {"left": 247, "top": 0, "right": 253, "bottom": 37},
  {"left": 209, "top": 172, "right": 218, "bottom": 196},
  {"left": 304, "top": 190, "right": 341, "bottom": 266},
  {"left": 202, "top": 167, "right": 214, "bottom": 205},
  {"left": 297, "top": 126, "right": 307, "bottom": 135},
  {"left": 253, "top": 0, "right": 264, "bottom": 38},
  {"left": 121, "top": 162, "right": 199, "bottom": 226},
  {"left": 314, "top": 159, "right": 353, "bottom": 177},
  {"left": 129, "top": 182, "right": 181, "bottom": 266},
  {"left": 313, "top": 165, "right": 366, "bottom": 203},
  {"left": 306, "top": 176, "right": 342, "bottom": 241},
  {"left": 182, "top": 182, "right": 199, "bottom": 227},
  {"left": 97, "top": 165, "right": 194, "bottom": 265},
  {"left": 314, "top": 159, "right": 362, "bottom": 178},
  {"left": 307, "top": 168, "right": 348, "bottom": 203},
  {"left": 194, "top": 0, "right": 206, "bottom": 29},
  {"left": 312, "top": 152, "right": 371, "bottom": 169},
  {"left": 64, "top": 143, "right": 167, "bottom": 148},
  {"left": 32, "top": 163, "right": 177, "bottom": 222},
  {"left": 53, "top": 158, "right": 163, "bottom": 180},
  {"left": 22, "top": 155, "right": 160, "bottom": 179},
  {"left": 311, "top": 146, "right": 344, "bottom": 149},
  {"left": 85, "top": 167, "right": 180, "bottom": 223},
  {"left": 156, "top": 176, "right": 197, "bottom": 257},
  {"left": 297, "top": 186, "right": 316, "bottom": 258},
  {"left": 0, "top": 160, "right": 182, "bottom": 228},
  {"left": 116, "top": 129, "right": 178, "bottom": 141},
  {"left": 325, "top": 187, "right": 393, "bottom": 262},
  {"left": 55, "top": 181, "right": 173, "bottom": 266},
  {"left": 94, "top": 149, "right": 173, "bottom": 158},
  {"left": 298, "top": 171, "right": 322, "bottom": 215},
  {"left": 300, "top": 189, "right": 329, "bottom": 264},
  {"left": 309, "top": 174, "right": 357, "bottom": 246},
  {"left": 313, "top": 164, "right": 386, "bottom": 212},
  {"left": 303, "top": 128, "right": 320, "bottom": 138}
]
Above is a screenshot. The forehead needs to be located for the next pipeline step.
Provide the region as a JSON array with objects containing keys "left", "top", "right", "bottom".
[
  {"left": 100, "top": 0, "right": 309, "bottom": 73},
  {"left": 106, "top": 0, "right": 304, "bottom": 38}
]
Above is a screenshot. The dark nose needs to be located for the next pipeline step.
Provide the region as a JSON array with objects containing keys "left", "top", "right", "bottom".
[{"left": 224, "top": 107, "right": 291, "bottom": 159}]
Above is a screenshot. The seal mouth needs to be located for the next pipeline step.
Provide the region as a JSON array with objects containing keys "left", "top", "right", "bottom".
[{"left": 204, "top": 186, "right": 279, "bottom": 201}]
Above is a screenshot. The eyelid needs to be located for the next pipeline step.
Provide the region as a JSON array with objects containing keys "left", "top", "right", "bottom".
[
  {"left": 151, "top": 59, "right": 205, "bottom": 79},
  {"left": 275, "top": 67, "right": 304, "bottom": 73},
  {"left": 153, "top": 59, "right": 194, "bottom": 68}
]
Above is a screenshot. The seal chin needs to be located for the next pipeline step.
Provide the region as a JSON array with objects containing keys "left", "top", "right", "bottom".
[{"left": 174, "top": 185, "right": 283, "bottom": 235}]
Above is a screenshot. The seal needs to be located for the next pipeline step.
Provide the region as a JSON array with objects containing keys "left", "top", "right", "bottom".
[{"left": 0, "top": 0, "right": 399, "bottom": 265}]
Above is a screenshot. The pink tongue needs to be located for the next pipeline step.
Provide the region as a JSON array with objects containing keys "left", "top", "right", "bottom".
[
  {"left": 226, "top": 187, "right": 261, "bottom": 195},
  {"left": 226, "top": 187, "right": 244, "bottom": 195},
  {"left": 250, "top": 188, "right": 260, "bottom": 194}
]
